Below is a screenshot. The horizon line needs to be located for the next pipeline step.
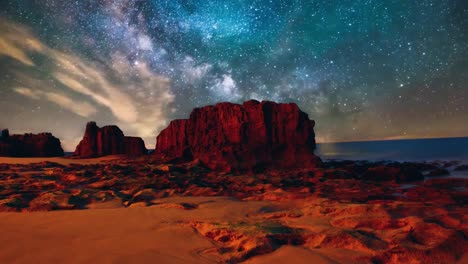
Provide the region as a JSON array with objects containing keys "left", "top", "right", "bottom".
[{"left": 317, "top": 135, "right": 468, "bottom": 144}]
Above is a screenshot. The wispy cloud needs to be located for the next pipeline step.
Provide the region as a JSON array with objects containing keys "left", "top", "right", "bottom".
[
  {"left": 13, "top": 87, "right": 98, "bottom": 118},
  {"left": 0, "top": 20, "right": 45, "bottom": 66},
  {"left": 2, "top": 19, "right": 175, "bottom": 148},
  {"left": 13, "top": 87, "right": 41, "bottom": 99},
  {"left": 44, "top": 92, "right": 98, "bottom": 118}
]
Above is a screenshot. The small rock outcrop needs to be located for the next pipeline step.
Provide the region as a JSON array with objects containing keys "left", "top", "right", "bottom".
[
  {"left": 155, "top": 100, "right": 321, "bottom": 171},
  {"left": 1, "top": 129, "right": 9, "bottom": 138},
  {"left": 74, "top": 122, "right": 147, "bottom": 158},
  {"left": 123, "top": 137, "right": 148, "bottom": 156},
  {"left": 0, "top": 129, "right": 64, "bottom": 157}
]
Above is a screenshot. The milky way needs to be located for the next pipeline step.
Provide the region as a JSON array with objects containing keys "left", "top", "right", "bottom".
[{"left": 0, "top": 0, "right": 467, "bottom": 150}]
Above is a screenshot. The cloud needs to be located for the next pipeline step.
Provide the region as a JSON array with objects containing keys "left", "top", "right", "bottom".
[
  {"left": 13, "top": 87, "right": 98, "bottom": 118},
  {"left": 0, "top": 38, "right": 35, "bottom": 66},
  {"left": 0, "top": 19, "right": 45, "bottom": 66},
  {"left": 13, "top": 87, "right": 41, "bottom": 99},
  {"left": 52, "top": 68, "right": 139, "bottom": 123},
  {"left": 1, "top": 19, "right": 175, "bottom": 148},
  {"left": 43, "top": 92, "right": 98, "bottom": 118},
  {"left": 59, "top": 136, "right": 83, "bottom": 153}
]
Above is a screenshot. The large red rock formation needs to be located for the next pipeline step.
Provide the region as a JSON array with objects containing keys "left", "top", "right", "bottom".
[
  {"left": 0, "top": 129, "right": 64, "bottom": 157},
  {"left": 74, "top": 122, "right": 147, "bottom": 158},
  {"left": 155, "top": 100, "right": 321, "bottom": 171}
]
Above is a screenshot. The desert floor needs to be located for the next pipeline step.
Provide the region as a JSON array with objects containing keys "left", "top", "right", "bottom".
[
  {"left": 0, "top": 196, "right": 353, "bottom": 264},
  {"left": 0, "top": 157, "right": 466, "bottom": 263}
]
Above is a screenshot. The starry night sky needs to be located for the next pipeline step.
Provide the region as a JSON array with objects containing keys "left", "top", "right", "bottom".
[{"left": 0, "top": 0, "right": 467, "bottom": 150}]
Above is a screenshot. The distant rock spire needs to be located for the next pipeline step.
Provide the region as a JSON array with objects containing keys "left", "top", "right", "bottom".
[{"left": 74, "top": 122, "right": 147, "bottom": 158}]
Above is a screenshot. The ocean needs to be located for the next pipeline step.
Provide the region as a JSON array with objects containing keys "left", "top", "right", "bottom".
[
  {"left": 316, "top": 137, "right": 468, "bottom": 179},
  {"left": 316, "top": 137, "right": 468, "bottom": 162}
]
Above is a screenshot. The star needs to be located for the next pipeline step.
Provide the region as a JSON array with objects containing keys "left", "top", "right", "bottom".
[{"left": 0, "top": 0, "right": 466, "bottom": 149}]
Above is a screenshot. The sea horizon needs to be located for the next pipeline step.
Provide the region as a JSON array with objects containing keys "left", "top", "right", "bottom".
[{"left": 316, "top": 135, "right": 468, "bottom": 144}]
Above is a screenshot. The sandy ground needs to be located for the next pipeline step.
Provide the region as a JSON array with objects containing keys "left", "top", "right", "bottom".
[
  {"left": 0, "top": 197, "right": 343, "bottom": 264},
  {"left": 0, "top": 198, "right": 219, "bottom": 263},
  {"left": 4, "top": 196, "right": 462, "bottom": 263},
  {"left": 0, "top": 156, "right": 124, "bottom": 165},
  {"left": 0, "top": 157, "right": 466, "bottom": 263}
]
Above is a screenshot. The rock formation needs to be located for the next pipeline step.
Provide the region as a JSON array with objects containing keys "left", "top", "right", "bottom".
[
  {"left": 1, "top": 129, "right": 9, "bottom": 138},
  {"left": 74, "top": 122, "right": 147, "bottom": 158},
  {"left": 0, "top": 129, "right": 64, "bottom": 157},
  {"left": 123, "top": 137, "right": 148, "bottom": 157},
  {"left": 155, "top": 100, "right": 321, "bottom": 171}
]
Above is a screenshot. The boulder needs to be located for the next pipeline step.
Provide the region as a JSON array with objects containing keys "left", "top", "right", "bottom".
[
  {"left": 74, "top": 122, "right": 147, "bottom": 158},
  {"left": 155, "top": 100, "right": 321, "bottom": 171}
]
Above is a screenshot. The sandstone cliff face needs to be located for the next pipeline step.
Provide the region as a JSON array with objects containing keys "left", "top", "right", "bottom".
[
  {"left": 123, "top": 137, "right": 148, "bottom": 157},
  {"left": 74, "top": 122, "right": 147, "bottom": 158},
  {"left": 155, "top": 120, "right": 190, "bottom": 159},
  {"left": 0, "top": 129, "right": 64, "bottom": 157},
  {"left": 155, "top": 100, "right": 321, "bottom": 171}
]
